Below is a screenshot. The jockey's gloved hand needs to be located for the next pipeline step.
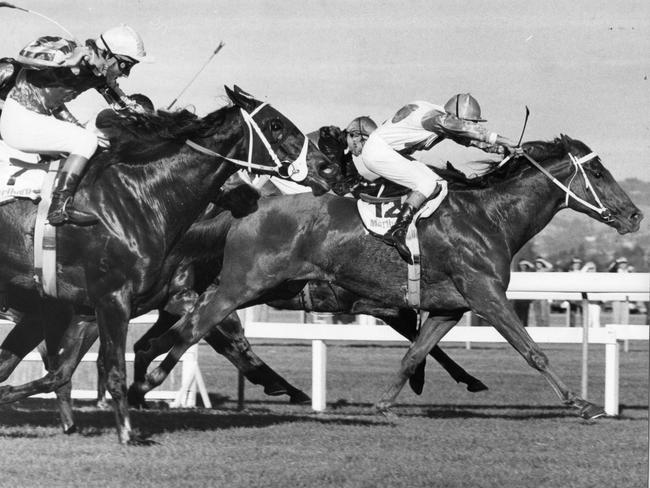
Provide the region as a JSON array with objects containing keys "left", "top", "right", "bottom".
[{"left": 505, "top": 145, "right": 524, "bottom": 156}]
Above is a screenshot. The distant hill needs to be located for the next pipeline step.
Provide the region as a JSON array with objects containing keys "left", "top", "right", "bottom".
[{"left": 517, "top": 179, "right": 650, "bottom": 271}]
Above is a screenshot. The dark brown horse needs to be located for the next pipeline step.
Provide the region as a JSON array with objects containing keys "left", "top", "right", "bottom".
[
  {"left": 131, "top": 135, "right": 642, "bottom": 419},
  {"left": 0, "top": 85, "right": 339, "bottom": 443},
  {"left": 0, "top": 180, "right": 483, "bottom": 433}
]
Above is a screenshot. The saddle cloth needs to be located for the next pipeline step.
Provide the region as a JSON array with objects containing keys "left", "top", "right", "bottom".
[
  {"left": 0, "top": 140, "right": 45, "bottom": 204},
  {"left": 356, "top": 181, "right": 448, "bottom": 236}
]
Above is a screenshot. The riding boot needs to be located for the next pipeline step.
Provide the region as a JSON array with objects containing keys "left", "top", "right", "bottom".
[
  {"left": 47, "top": 154, "right": 98, "bottom": 226},
  {"left": 384, "top": 191, "right": 427, "bottom": 264}
]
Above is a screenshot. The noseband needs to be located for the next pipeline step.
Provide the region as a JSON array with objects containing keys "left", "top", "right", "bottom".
[
  {"left": 522, "top": 151, "right": 613, "bottom": 222},
  {"left": 185, "top": 102, "right": 309, "bottom": 182}
]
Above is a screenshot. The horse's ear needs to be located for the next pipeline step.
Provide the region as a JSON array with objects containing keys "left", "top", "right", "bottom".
[
  {"left": 559, "top": 134, "right": 574, "bottom": 152},
  {"left": 224, "top": 85, "right": 259, "bottom": 112}
]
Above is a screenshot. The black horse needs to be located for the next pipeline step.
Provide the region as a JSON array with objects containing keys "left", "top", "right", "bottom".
[
  {"left": 0, "top": 178, "right": 484, "bottom": 433},
  {"left": 131, "top": 135, "right": 642, "bottom": 419},
  {"left": 0, "top": 85, "right": 339, "bottom": 443}
]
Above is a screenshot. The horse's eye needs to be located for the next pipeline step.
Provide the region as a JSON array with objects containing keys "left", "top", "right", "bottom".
[{"left": 270, "top": 120, "right": 283, "bottom": 132}]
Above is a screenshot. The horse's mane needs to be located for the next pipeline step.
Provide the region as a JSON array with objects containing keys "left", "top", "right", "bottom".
[
  {"left": 98, "top": 103, "right": 234, "bottom": 164},
  {"left": 434, "top": 135, "right": 581, "bottom": 190}
]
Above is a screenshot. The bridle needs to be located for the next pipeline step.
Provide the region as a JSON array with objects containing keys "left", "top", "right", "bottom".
[
  {"left": 521, "top": 151, "right": 613, "bottom": 222},
  {"left": 185, "top": 102, "right": 309, "bottom": 182}
]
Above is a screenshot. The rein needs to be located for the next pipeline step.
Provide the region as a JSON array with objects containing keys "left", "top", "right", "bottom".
[
  {"left": 185, "top": 102, "right": 309, "bottom": 182},
  {"left": 522, "top": 151, "right": 613, "bottom": 221}
]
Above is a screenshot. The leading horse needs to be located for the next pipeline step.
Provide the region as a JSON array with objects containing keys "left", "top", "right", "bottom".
[
  {"left": 0, "top": 85, "right": 340, "bottom": 443},
  {"left": 132, "top": 135, "right": 642, "bottom": 419}
]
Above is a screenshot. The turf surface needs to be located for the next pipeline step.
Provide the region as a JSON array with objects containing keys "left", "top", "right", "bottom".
[{"left": 0, "top": 339, "right": 647, "bottom": 488}]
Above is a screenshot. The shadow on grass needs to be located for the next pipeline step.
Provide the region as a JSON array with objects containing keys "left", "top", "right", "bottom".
[
  {"left": 0, "top": 396, "right": 644, "bottom": 440},
  {"left": 0, "top": 398, "right": 392, "bottom": 439}
]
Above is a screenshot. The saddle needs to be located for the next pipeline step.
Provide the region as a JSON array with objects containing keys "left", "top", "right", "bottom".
[
  {"left": 355, "top": 180, "right": 449, "bottom": 310},
  {"left": 355, "top": 181, "right": 448, "bottom": 238}
]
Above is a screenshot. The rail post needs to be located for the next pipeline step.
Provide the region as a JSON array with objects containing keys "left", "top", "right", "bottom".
[
  {"left": 604, "top": 325, "right": 620, "bottom": 416},
  {"left": 312, "top": 339, "right": 327, "bottom": 411}
]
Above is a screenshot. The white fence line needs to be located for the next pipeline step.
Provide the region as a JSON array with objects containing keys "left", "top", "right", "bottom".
[
  {"left": 0, "top": 272, "right": 647, "bottom": 409},
  {"left": 243, "top": 322, "right": 649, "bottom": 416},
  {"left": 0, "top": 313, "right": 209, "bottom": 408}
]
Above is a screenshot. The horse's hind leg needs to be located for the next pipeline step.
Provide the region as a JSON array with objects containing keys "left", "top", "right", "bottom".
[
  {"left": 0, "top": 318, "right": 97, "bottom": 408},
  {"left": 376, "top": 315, "right": 459, "bottom": 415},
  {"left": 382, "top": 311, "right": 487, "bottom": 394},
  {"left": 37, "top": 342, "right": 76, "bottom": 434},
  {"left": 0, "top": 313, "right": 45, "bottom": 383},
  {"left": 203, "top": 312, "right": 309, "bottom": 403}
]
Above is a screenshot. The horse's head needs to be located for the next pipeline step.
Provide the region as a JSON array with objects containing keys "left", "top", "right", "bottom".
[
  {"left": 524, "top": 135, "right": 643, "bottom": 234},
  {"left": 221, "top": 85, "right": 340, "bottom": 196}
]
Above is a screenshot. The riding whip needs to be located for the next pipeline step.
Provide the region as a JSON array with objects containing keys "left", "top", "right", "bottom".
[
  {"left": 517, "top": 105, "right": 530, "bottom": 147},
  {"left": 498, "top": 105, "right": 530, "bottom": 168},
  {"left": 0, "top": 2, "right": 80, "bottom": 43},
  {"left": 167, "top": 41, "right": 225, "bottom": 110}
]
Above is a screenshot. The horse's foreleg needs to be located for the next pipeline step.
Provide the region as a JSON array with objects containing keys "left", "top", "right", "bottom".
[
  {"left": 204, "top": 313, "right": 309, "bottom": 403},
  {"left": 95, "top": 340, "right": 110, "bottom": 409},
  {"left": 135, "top": 284, "right": 243, "bottom": 397},
  {"left": 376, "top": 316, "right": 457, "bottom": 415},
  {"left": 95, "top": 290, "right": 146, "bottom": 445},
  {"left": 455, "top": 275, "right": 604, "bottom": 420},
  {"left": 125, "top": 311, "right": 182, "bottom": 408}
]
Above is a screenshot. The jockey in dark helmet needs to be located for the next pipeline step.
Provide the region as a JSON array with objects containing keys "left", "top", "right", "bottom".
[
  {"left": 0, "top": 25, "right": 153, "bottom": 226},
  {"left": 359, "top": 93, "right": 519, "bottom": 263}
]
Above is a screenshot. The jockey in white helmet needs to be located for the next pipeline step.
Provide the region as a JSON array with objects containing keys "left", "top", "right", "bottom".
[{"left": 0, "top": 24, "right": 153, "bottom": 226}]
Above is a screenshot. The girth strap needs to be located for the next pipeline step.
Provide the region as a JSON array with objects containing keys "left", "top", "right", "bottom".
[{"left": 34, "top": 160, "right": 59, "bottom": 297}]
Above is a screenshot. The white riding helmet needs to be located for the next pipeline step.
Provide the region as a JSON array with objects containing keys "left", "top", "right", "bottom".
[{"left": 96, "top": 24, "right": 154, "bottom": 63}]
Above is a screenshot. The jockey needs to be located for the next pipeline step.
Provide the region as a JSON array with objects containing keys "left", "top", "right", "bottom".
[
  {"left": 360, "top": 94, "right": 518, "bottom": 263},
  {"left": 0, "top": 25, "right": 153, "bottom": 226},
  {"left": 315, "top": 116, "right": 379, "bottom": 196}
]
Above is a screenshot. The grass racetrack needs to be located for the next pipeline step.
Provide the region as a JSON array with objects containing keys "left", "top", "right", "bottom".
[{"left": 0, "top": 334, "right": 647, "bottom": 488}]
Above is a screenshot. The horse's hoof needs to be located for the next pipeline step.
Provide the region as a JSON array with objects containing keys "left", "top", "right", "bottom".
[
  {"left": 63, "top": 424, "right": 77, "bottom": 435},
  {"left": 580, "top": 403, "right": 606, "bottom": 420},
  {"left": 466, "top": 380, "right": 489, "bottom": 393},
  {"left": 263, "top": 384, "right": 288, "bottom": 397},
  {"left": 375, "top": 403, "right": 398, "bottom": 420},
  {"left": 126, "top": 436, "right": 158, "bottom": 447},
  {"left": 408, "top": 375, "right": 424, "bottom": 396},
  {"left": 127, "top": 385, "right": 149, "bottom": 409},
  {"left": 288, "top": 390, "right": 311, "bottom": 404}
]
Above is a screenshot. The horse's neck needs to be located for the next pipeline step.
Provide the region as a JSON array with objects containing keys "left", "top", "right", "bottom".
[
  {"left": 95, "top": 129, "right": 243, "bottom": 244},
  {"left": 475, "top": 162, "right": 568, "bottom": 255}
]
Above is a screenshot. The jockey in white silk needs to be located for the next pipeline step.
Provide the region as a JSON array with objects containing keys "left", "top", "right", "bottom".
[{"left": 360, "top": 93, "right": 518, "bottom": 263}]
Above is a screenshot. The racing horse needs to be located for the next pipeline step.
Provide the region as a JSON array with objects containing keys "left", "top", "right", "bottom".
[
  {"left": 0, "top": 85, "right": 339, "bottom": 444},
  {"left": 0, "top": 180, "right": 484, "bottom": 433},
  {"left": 131, "top": 135, "right": 642, "bottom": 419},
  {"left": 0, "top": 183, "right": 313, "bottom": 436},
  {"left": 124, "top": 179, "right": 487, "bottom": 408}
]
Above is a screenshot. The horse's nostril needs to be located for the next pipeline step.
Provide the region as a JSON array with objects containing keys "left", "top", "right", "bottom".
[{"left": 320, "top": 166, "right": 337, "bottom": 176}]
